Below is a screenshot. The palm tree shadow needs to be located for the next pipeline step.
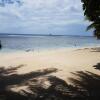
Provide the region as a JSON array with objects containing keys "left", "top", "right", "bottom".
[
  {"left": 69, "top": 71, "right": 100, "bottom": 100},
  {"left": 0, "top": 65, "right": 100, "bottom": 100},
  {"left": 0, "top": 65, "right": 58, "bottom": 100},
  {"left": 93, "top": 63, "right": 100, "bottom": 70},
  {"left": 24, "top": 71, "right": 100, "bottom": 100}
]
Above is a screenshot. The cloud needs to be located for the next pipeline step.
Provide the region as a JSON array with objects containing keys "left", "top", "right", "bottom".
[{"left": 0, "top": 0, "right": 90, "bottom": 35}]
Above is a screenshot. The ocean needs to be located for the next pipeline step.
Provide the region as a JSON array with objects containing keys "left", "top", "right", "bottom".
[{"left": 0, "top": 35, "right": 100, "bottom": 52}]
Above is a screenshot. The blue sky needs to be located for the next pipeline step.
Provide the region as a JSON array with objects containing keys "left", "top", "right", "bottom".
[{"left": 0, "top": 0, "right": 92, "bottom": 35}]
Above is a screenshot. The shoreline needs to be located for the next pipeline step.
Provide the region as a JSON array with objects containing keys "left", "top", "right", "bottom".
[
  {"left": 0, "top": 45, "right": 100, "bottom": 54},
  {"left": 0, "top": 46, "right": 100, "bottom": 72}
]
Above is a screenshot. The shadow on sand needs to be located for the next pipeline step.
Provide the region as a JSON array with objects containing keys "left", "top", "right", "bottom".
[
  {"left": 0, "top": 65, "right": 100, "bottom": 100},
  {"left": 93, "top": 63, "right": 100, "bottom": 70},
  {"left": 0, "top": 65, "right": 58, "bottom": 100},
  {"left": 91, "top": 47, "right": 100, "bottom": 52}
]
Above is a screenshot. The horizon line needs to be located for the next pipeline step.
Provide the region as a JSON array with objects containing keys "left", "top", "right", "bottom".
[{"left": 0, "top": 33, "right": 93, "bottom": 37}]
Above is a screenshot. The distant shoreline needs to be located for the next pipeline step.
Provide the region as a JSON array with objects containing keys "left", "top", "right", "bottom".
[{"left": 0, "top": 33, "right": 93, "bottom": 37}]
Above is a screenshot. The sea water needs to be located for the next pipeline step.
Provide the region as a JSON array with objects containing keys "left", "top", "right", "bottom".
[{"left": 0, "top": 35, "right": 100, "bottom": 52}]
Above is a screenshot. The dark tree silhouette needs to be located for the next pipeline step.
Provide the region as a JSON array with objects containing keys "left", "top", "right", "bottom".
[{"left": 81, "top": 0, "right": 100, "bottom": 39}]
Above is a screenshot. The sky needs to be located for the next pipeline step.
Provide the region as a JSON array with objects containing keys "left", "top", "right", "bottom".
[{"left": 0, "top": 0, "right": 92, "bottom": 36}]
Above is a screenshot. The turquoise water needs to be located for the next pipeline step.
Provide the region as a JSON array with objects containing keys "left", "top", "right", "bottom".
[{"left": 0, "top": 35, "right": 100, "bottom": 52}]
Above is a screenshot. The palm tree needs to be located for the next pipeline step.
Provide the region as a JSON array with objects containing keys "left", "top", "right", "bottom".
[{"left": 81, "top": 0, "right": 100, "bottom": 39}]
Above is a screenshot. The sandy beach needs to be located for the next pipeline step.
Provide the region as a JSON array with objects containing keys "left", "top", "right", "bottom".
[
  {"left": 1, "top": 0, "right": 100, "bottom": 99},
  {"left": 0, "top": 47, "right": 100, "bottom": 81}
]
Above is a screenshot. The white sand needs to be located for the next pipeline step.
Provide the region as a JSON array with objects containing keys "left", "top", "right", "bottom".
[{"left": 0, "top": 47, "right": 100, "bottom": 82}]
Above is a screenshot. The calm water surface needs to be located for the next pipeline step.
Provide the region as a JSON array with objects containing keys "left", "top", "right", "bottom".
[{"left": 0, "top": 35, "right": 100, "bottom": 52}]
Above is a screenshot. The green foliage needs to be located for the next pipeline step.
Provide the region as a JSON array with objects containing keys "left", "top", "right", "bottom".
[{"left": 81, "top": 0, "right": 100, "bottom": 39}]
